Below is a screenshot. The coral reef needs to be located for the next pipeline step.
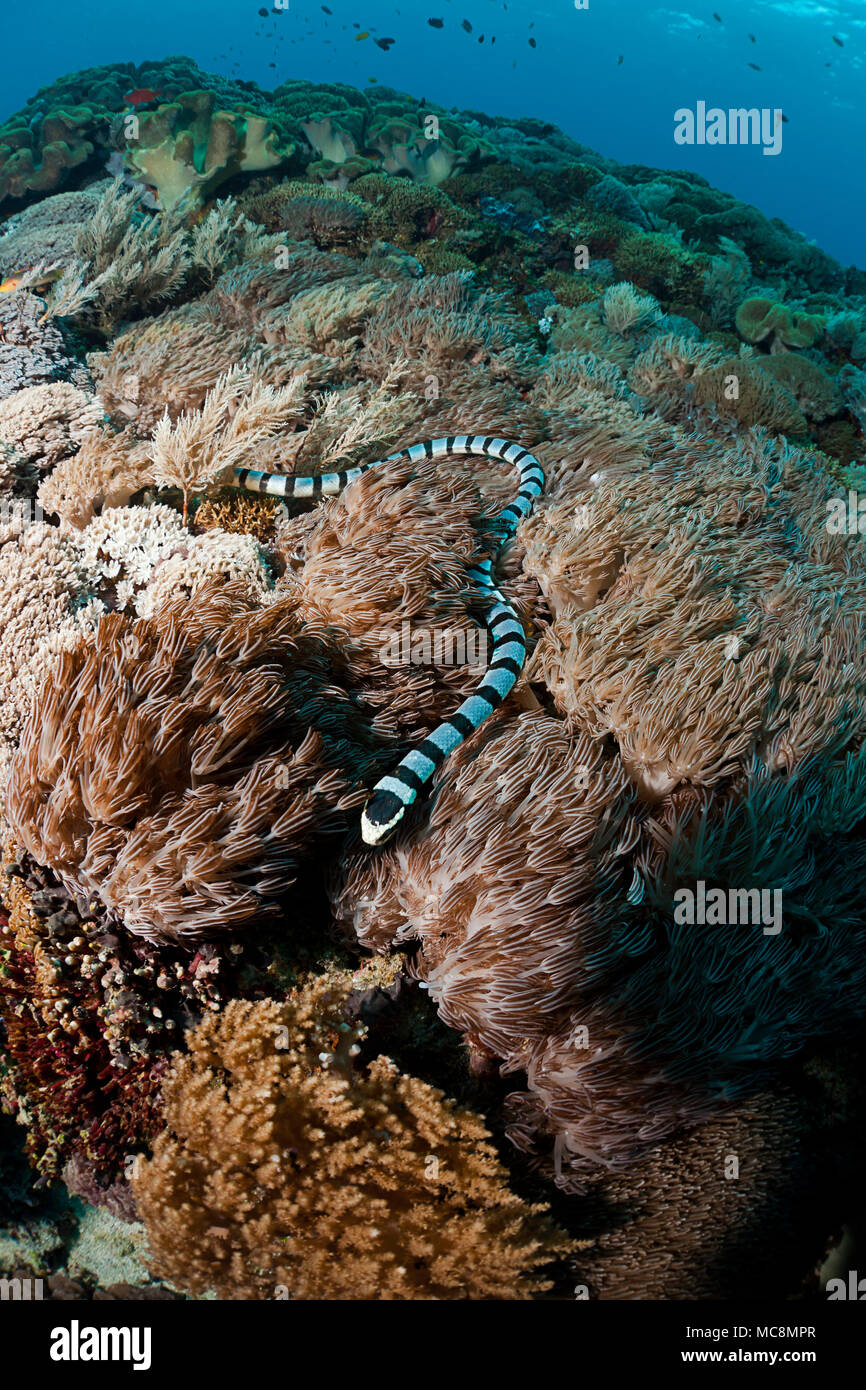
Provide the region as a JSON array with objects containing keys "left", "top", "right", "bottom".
[{"left": 1, "top": 55, "right": 865, "bottom": 1302}]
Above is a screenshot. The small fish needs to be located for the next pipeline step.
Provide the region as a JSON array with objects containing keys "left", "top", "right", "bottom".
[
  {"left": 529, "top": 36, "right": 536, "bottom": 47},
  {"left": 617, "top": 54, "right": 624, "bottom": 65},
  {"left": 713, "top": 12, "right": 722, "bottom": 23},
  {"left": 780, "top": 113, "right": 789, "bottom": 123},
  {"left": 322, "top": 4, "right": 332, "bottom": 11},
  {"left": 832, "top": 35, "right": 844, "bottom": 47},
  {"left": 748, "top": 33, "right": 756, "bottom": 42},
  {"left": 269, "top": 61, "right": 276, "bottom": 68},
  {"left": 748, "top": 62, "right": 761, "bottom": 71},
  {"left": 124, "top": 87, "right": 162, "bottom": 106},
  {"left": 257, "top": 6, "right": 268, "bottom": 14},
  {"left": 428, "top": 16, "right": 444, "bottom": 27},
  {"left": 355, "top": 31, "right": 369, "bottom": 41},
  {"left": 0, "top": 275, "right": 22, "bottom": 293},
  {"left": 462, "top": 19, "right": 472, "bottom": 33},
  {"left": 374, "top": 37, "right": 395, "bottom": 50}
]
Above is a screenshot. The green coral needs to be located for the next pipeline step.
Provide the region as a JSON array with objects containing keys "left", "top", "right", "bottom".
[
  {"left": 612, "top": 230, "right": 707, "bottom": 303},
  {"left": 0, "top": 106, "right": 106, "bottom": 202},
  {"left": 757, "top": 352, "right": 841, "bottom": 420},
  {"left": 735, "top": 296, "right": 825, "bottom": 351},
  {"left": 123, "top": 91, "right": 293, "bottom": 211}
]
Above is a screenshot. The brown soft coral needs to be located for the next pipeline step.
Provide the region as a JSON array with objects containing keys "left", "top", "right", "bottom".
[
  {"left": 5, "top": 582, "right": 380, "bottom": 941},
  {"left": 133, "top": 970, "right": 573, "bottom": 1299}
]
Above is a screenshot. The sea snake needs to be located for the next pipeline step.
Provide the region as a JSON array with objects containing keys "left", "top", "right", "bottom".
[{"left": 233, "top": 435, "right": 544, "bottom": 845}]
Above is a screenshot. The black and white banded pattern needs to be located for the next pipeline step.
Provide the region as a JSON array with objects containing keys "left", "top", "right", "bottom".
[{"left": 233, "top": 435, "right": 544, "bottom": 844}]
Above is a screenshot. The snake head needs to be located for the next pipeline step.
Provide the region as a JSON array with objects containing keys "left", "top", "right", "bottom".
[{"left": 361, "top": 789, "right": 406, "bottom": 846}]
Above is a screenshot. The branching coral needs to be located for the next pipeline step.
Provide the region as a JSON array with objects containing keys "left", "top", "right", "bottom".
[
  {"left": 149, "top": 365, "right": 306, "bottom": 521},
  {"left": 133, "top": 970, "right": 573, "bottom": 1299}
]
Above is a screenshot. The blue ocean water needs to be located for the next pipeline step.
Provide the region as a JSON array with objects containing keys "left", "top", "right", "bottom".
[{"left": 2, "top": 0, "right": 863, "bottom": 266}]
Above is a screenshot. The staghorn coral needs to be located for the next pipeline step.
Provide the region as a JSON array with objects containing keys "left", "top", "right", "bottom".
[
  {"left": 5, "top": 581, "right": 382, "bottom": 941},
  {"left": 133, "top": 970, "right": 573, "bottom": 1299}
]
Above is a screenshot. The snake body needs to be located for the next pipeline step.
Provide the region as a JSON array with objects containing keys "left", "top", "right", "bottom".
[{"left": 233, "top": 435, "right": 544, "bottom": 844}]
